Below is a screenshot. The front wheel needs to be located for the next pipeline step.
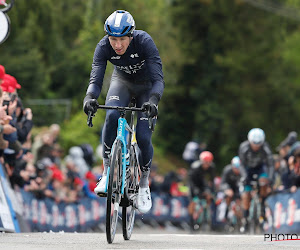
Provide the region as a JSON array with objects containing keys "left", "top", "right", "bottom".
[
  {"left": 106, "top": 140, "right": 122, "bottom": 244},
  {"left": 122, "top": 144, "right": 139, "bottom": 240}
]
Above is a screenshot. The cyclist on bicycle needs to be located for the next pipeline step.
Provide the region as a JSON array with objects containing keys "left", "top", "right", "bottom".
[
  {"left": 83, "top": 10, "right": 164, "bottom": 214},
  {"left": 188, "top": 151, "right": 216, "bottom": 227},
  {"left": 220, "top": 156, "right": 244, "bottom": 199},
  {"left": 189, "top": 151, "right": 216, "bottom": 198},
  {"left": 239, "top": 128, "right": 274, "bottom": 232},
  {"left": 218, "top": 156, "right": 245, "bottom": 222}
]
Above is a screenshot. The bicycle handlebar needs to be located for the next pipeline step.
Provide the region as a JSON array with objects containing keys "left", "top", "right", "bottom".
[
  {"left": 87, "top": 104, "right": 156, "bottom": 131},
  {"left": 96, "top": 104, "right": 145, "bottom": 112}
]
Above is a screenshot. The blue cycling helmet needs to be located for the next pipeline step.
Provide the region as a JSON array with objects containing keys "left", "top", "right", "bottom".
[
  {"left": 104, "top": 10, "right": 135, "bottom": 37},
  {"left": 231, "top": 156, "right": 240, "bottom": 168},
  {"left": 247, "top": 128, "right": 265, "bottom": 146}
]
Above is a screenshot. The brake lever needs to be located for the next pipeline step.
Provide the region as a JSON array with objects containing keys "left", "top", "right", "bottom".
[
  {"left": 87, "top": 111, "right": 94, "bottom": 127},
  {"left": 148, "top": 116, "right": 157, "bottom": 132}
]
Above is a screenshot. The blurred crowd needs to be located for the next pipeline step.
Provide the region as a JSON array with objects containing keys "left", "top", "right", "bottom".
[{"left": 0, "top": 65, "right": 104, "bottom": 203}]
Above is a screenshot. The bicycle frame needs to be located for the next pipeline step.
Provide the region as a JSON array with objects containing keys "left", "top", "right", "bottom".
[
  {"left": 87, "top": 103, "right": 143, "bottom": 195},
  {"left": 111, "top": 116, "right": 134, "bottom": 195},
  {"left": 87, "top": 102, "right": 152, "bottom": 243}
]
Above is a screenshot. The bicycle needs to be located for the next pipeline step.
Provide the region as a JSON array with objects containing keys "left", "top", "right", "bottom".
[
  {"left": 189, "top": 194, "right": 213, "bottom": 232},
  {"left": 240, "top": 174, "right": 266, "bottom": 234},
  {"left": 87, "top": 98, "right": 153, "bottom": 244}
]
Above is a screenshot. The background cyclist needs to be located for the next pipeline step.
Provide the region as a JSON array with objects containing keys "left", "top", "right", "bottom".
[
  {"left": 188, "top": 151, "right": 216, "bottom": 229},
  {"left": 218, "top": 156, "right": 245, "bottom": 222},
  {"left": 83, "top": 10, "right": 164, "bottom": 214},
  {"left": 238, "top": 128, "right": 274, "bottom": 232}
]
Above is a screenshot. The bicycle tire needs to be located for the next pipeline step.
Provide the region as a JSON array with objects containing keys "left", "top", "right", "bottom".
[
  {"left": 106, "top": 140, "right": 122, "bottom": 244},
  {"left": 122, "top": 144, "right": 139, "bottom": 240},
  {"left": 249, "top": 197, "right": 258, "bottom": 234}
]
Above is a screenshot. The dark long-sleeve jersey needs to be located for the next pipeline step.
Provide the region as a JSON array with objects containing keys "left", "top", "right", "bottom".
[
  {"left": 86, "top": 30, "right": 164, "bottom": 101},
  {"left": 220, "top": 164, "right": 246, "bottom": 191},
  {"left": 188, "top": 160, "right": 216, "bottom": 197},
  {"left": 238, "top": 140, "right": 274, "bottom": 180}
]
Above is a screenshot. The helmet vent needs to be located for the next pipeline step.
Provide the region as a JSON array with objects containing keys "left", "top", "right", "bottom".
[
  {"left": 107, "top": 25, "right": 112, "bottom": 33},
  {"left": 121, "top": 26, "right": 129, "bottom": 35}
]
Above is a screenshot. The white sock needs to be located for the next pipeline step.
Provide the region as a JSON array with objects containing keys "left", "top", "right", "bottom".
[{"left": 139, "top": 166, "right": 150, "bottom": 188}]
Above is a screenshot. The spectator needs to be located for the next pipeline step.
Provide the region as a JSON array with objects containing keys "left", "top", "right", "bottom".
[
  {"left": 182, "top": 140, "right": 206, "bottom": 166},
  {"left": 277, "top": 131, "right": 299, "bottom": 163},
  {"left": 85, "top": 170, "right": 97, "bottom": 193},
  {"left": 64, "top": 146, "right": 89, "bottom": 178},
  {"left": 0, "top": 65, "right": 5, "bottom": 82},
  {"left": 15, "top": 98, "right": 33, "bottom": 145},
  {"left": 36, "top": 132, "right": 55, "bottom": 161},
  {"left": 148, "top": 163, "right": 164, "bottom": 193},
  {"left": 0, "top": 87, "right": 15, "bottom": 150},
  {"left": 169, "top": 168, "right": 189, "bottom": 197},
  {"left": 272, "top": 154, "right": 288, "bottom": 191},
  {"left": 49, "top": 124, "right": 60, "bottom": 144},
  {"left": 283, "top": 148, "right": 300, "bottom": 192}
]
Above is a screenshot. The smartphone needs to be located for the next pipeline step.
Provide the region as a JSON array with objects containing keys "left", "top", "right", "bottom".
[
  {"left": 2, "top": 100, "right": 10, "bottom": 114},
  {"left": 10, "top": 93, "right": 17, "bottom": 102}
]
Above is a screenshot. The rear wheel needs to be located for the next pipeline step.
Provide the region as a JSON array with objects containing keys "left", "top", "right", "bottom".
[
  {"left": 122, "top": 144, "right": 139, "bottom": 240},
  {"left": 106, "top": 140, "right": 122, "bottom": 244}
]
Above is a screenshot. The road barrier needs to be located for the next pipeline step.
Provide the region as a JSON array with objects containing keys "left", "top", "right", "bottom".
[
  {"left": 265, "top": 189, "right": 300, "bottom": 233},
  {"left": 2, "top": 160, "right": 300, "bottom": 233}
]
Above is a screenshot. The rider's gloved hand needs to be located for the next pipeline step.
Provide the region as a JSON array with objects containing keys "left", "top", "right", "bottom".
[
  {"left": 142, "top": 96, "right": 159, "bottom": 118},
  {"left": 83, "top": 95, "right": 98, "bottom": 115},
  {"left": 142, "top": 102, "right": 158, "bottom": 118}
]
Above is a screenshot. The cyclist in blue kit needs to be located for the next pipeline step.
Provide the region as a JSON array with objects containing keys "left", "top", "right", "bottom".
[{"left": 83, "top": 10, "right": 164, "bottom": 214}]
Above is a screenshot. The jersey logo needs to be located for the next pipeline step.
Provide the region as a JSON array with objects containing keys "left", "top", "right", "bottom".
[
  {"left": 111, "top": 56, "right": 121, "bottom": 60},
  {"left": 130, "top": 53, "right": 139, "bottom": 58},
  {"left": 108, "top": 96, "right": 120, "bottom": 101},
  {"left": 115, "top": 60, "right": 145, "bottom": 74},
  {"left": 140, "top": 117, "right": 148, "bottom": 121}
]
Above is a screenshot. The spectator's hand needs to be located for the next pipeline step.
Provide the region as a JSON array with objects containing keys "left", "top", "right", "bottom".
[
  {"left": 142, "top": 102, "right": 158, "bottom": 118},
  {"left": 24, "top": 108, "right": 33, "bottom": 120},
  {"left": 23, "top": 152, "right": 34, "bottom": 163},
  {"left": 83, "top": 99, "right": 98, "bottom": 115},
  {"left": 2, "top": 114, "right": 12, "bottom": 124},
  {"left": 20, "top": 170, "right": 30, "bottom": 182},
  {"left": 3, "top": 124, "right": 16, "bottom": 134},
  {"left": 44, "top": 189, "right": 53, "bottom": 197},
  {"left": 30, "top": 180, "right": 39, "bottom": 190},
  {"left": 0, "top": 105, "right": 12, "bottom": 124},
  {"left": 8, "top": 99, "right": 17, "bottom": 116},
  {"left": 288, "top": 156, "right": 295, "bottom": 170},
  {"left": 291, "top": 185, "right": 297, "bottom": 193},
  {"left": 0, "top": 105, "right": 7, "bottom": 119},
  {"left": 225, "top": 189, "right": 234, "bottom": 197}
]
